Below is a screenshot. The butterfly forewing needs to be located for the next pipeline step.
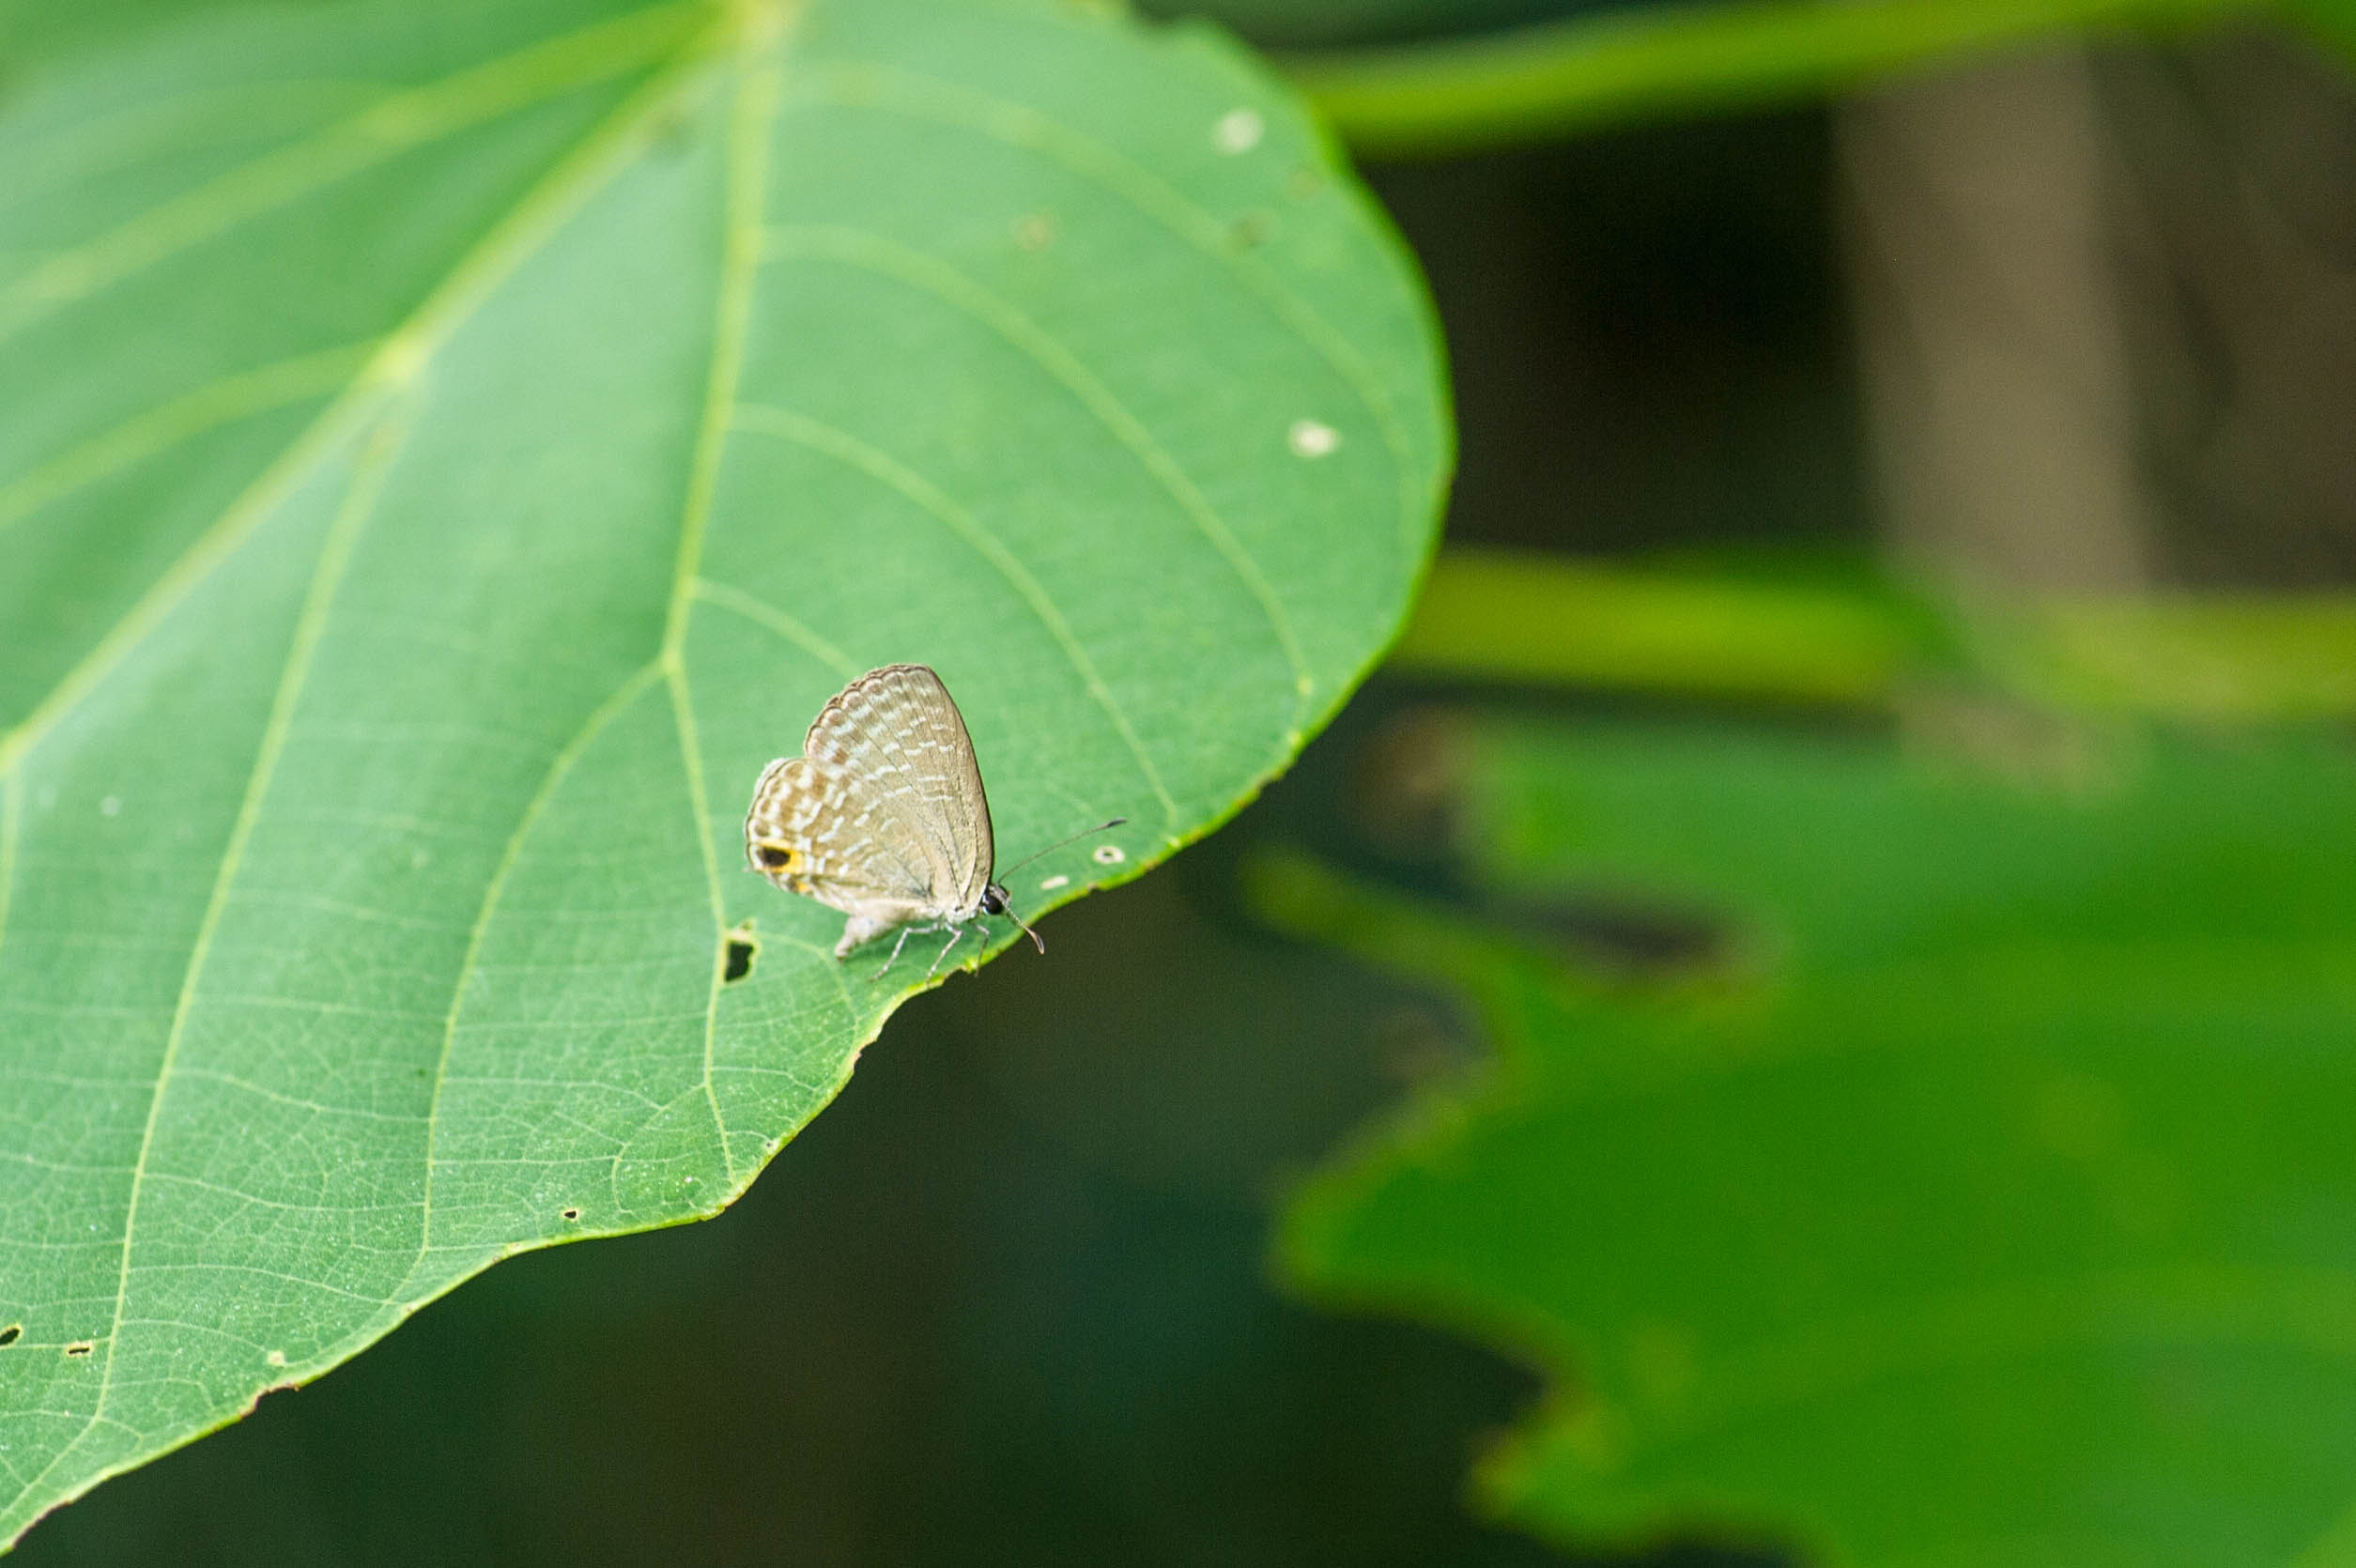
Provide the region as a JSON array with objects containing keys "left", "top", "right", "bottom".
[{"left": 800, "top": 664, "right": 994, "bottom": 910}]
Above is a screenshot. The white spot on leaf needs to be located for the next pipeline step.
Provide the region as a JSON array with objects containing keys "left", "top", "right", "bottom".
[
  {"left": 98, "top": 795, "right": 120, "bottom": 817},
  {"left": 1288, "top": 420, "right": 1340, "bottom": 458},
  {"left": 1039, "top": 874, "right": 1070, "bottom": 891},
  {"left": 1092, "top": 844, "right": 1125, "bottom": 866},
  {"left": 1213, "top": 108, "right": 1264, "bottom": 154}
]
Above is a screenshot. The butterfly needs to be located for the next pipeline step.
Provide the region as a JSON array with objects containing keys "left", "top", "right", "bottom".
[{"left": 744, "top": 664, "right": 1116, "bottom": 978}]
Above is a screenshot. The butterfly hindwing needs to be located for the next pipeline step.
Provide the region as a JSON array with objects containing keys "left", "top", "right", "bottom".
[{"left": 744, "top": 754, "right": 936, "bottom": 913}]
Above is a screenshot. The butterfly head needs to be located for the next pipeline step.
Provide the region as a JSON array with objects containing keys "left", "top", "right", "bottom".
[{"left": 982, "top": 882, "right": 1045, "bottom": 954}]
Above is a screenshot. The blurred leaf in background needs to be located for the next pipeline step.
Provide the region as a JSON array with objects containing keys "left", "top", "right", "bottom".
[
  {"left": 1263, "top": 708, "right": 2356, "bottom": 1564},
  {"left": 1224, "top": 3, "right": 2356, "bottom": 1554}
]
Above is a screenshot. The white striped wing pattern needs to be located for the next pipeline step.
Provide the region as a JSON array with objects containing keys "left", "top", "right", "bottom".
[{"left": 744, "top": 664, "right": 997, "bottom": 958}]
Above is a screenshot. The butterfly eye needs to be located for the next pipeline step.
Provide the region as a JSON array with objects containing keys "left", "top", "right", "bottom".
[{"left": 755, "top": 845, "right": 794, "bottom": 871}]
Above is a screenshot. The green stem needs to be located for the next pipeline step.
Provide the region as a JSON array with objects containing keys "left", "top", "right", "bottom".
[
  {"left": 1390, "top": 547, "right": 2356, "bottom": 720},
  {"left": 1389, "top": 547, "right": 1924, "bottom": 704},
  {"left": 1281, "top": 0, "right": 2266, "bottom": 158}
]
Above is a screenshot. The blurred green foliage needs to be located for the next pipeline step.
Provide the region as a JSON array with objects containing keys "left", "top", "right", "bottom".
[
  {"left": 1232, "top": 3, "right": 2356, "bottom": 1547},
  {"left": 1262, "top": 713, "right": 2356, "bottom": 1563}
]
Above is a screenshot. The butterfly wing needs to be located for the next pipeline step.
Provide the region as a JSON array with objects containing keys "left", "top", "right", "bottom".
[
  {"left": 744, "top": 754, "right": 939, "bottom": 924},
  {"left": 800, "top": 664, "right": 995, "bottom": 913}
]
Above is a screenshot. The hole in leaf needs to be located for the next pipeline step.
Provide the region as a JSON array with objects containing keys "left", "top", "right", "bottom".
[
  {"left": 561, "top": 1207, "right": 580, "bottom": 1222},
  {"left": 64, "top": 1341, "right": 93, "bottom": 1357},
  {"left": 0, "top": 1325, "right": 19, "bottom": 1346},
  {"left": 722, "top": 918, "right": 759, "bottom": 984}
]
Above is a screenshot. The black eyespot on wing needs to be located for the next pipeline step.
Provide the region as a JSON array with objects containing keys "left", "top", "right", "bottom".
[{"left": 755, "top": 844, "right": 792, "bottom": 870}]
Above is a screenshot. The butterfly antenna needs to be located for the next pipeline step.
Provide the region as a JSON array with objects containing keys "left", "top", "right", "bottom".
[
  {"left": 999, "top": 817, "right": 1128, "bottom": 876},
  {"left": 991, "top": 817, "right": 1121, "bottom": 957},
  {"left": 1005, "top": 903, "right": 1046, "bottom": 956}
]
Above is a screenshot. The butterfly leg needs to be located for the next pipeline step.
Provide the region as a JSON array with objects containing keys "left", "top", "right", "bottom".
[
  {"left": 921, "top": 922, "right": 965, "bottom": 984},
  {"left": 870, "top": 923, "right": 920, "bottom": 982}
]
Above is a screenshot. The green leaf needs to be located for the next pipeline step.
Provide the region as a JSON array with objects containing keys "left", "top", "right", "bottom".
[
  {"left": 2281, "top": 0, "right": 2356, "bottom": 64},
  {"left": 1260, "top": 719, "right": 2356, "bottom": 1564},
  {"left": 0, "top": 0, "right": 1447, "bottom": 1541}
]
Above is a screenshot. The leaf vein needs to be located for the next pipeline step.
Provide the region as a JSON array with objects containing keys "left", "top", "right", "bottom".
[
  {"left": 0, "top": 342, "right": 377, "bottom": 539},
  {"left": 0, "top": 4, "right": 702, "bottom": 346},
  {"left": 660, "top": 28, "right": 792, "bottom": 1196},
  {"left": 688, "top": 578, "right": 859, "bottom": 679},
  {"left": 172, "top": 1068, "right": 429, "bottom": 1124},
  {"left": 0, "top": 17, "right": 726, "bottom": 788},
  {"left": 779, "top": 62, "right": 1430, "bottom": 557},
  {"left": 80, "top": 400, "right": 408, "bottom": 1466},
  {"left": 416, "top": 658, "right": 665, "bottom": 1258},
  {"left": 762, "top": 223, "right": 1316, "bottom": 729},
  {"left": 730, "top": 402, "right": 1181, "bottom": 841}
]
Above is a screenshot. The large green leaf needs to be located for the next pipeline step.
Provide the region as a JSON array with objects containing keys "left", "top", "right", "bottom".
[
  {"left": 1261, "top": 718, "right": 2356, "bottom": 1564},
  {"left": 0, "top": 0, "right": 1447, "bottom": 1542}
]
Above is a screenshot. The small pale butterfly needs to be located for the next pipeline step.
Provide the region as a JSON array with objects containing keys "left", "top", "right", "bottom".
[{"left": 743, "top": 664, "right": 1118, "bottom": 978}]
